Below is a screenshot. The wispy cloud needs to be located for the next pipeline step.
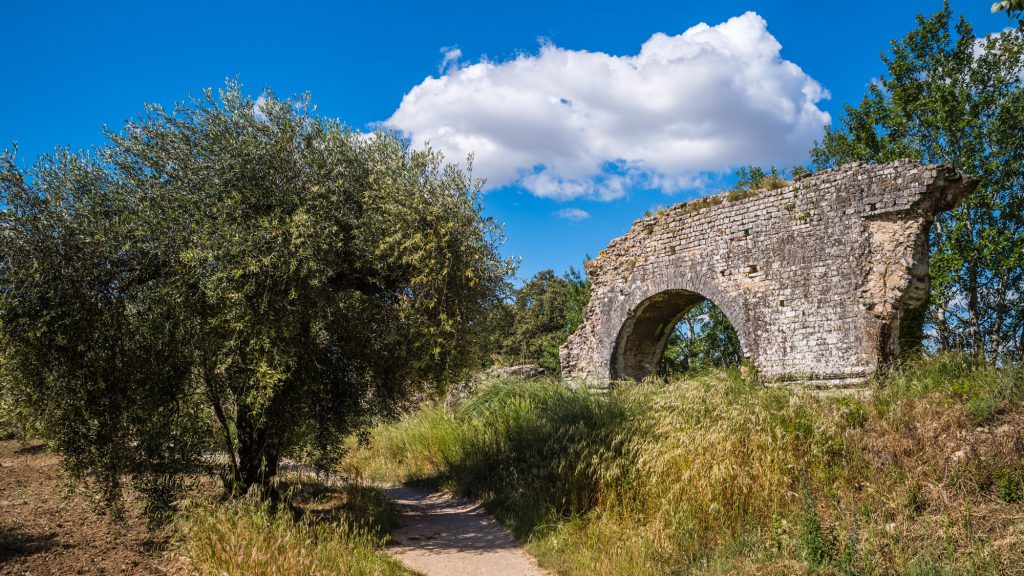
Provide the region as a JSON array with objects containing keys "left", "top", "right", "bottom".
[
  {"left": 387, "top": 12, "right": 830, "bottom": 201},
  {"left": 439, "top": 46, "right": 462, "bottom": 74},
  {"left": 556, "top": 207, "right": 591, "bottom": 221}
]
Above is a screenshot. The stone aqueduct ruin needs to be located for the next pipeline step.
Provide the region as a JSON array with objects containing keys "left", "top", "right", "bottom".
[{"left": 560, "top": 160, "right": 977, "bottom": 389}]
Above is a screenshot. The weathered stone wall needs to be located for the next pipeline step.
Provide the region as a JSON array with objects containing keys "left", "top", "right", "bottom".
[{"left": 560, "top": 160, "right": 977, "bottom": 388}]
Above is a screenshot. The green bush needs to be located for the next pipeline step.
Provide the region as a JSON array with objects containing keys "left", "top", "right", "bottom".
[{"left": 993, "top": 466, "right": 1024, "bottom": 503}]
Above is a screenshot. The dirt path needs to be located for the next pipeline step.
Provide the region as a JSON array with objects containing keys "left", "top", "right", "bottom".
[{"left": 384, "top": 486, "right": 550, "bottom": 576}]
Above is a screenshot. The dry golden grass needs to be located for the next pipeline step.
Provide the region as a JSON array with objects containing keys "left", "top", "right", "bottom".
[
  {"left": 345, "top": 355, "right": 1024, "bottom": 575},
  {"left": 174, "top": 486, "right": 414, "bottom": 576}
]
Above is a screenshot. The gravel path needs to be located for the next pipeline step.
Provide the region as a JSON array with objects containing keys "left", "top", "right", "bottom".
[{"left": 384, "top": 486, "right": 550, "bottom": 576}]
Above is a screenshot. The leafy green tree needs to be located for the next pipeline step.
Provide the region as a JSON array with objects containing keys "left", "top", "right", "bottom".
[
  {"left": 0, "top": 83, "right": 513, "bottom": 513},
  {"left": 810, "top": 5, "right": 1024, "bottom": 361},
  {"left": 562, "top": 267, "right": 591, "bottom": 340},
  {"left": 503, "top": 267, "right": 590, "bottom": 372},
  {"left": 658, "top": 300, "right": 743, "bottom": 375},
  {"left": 991, "top": 0, "right": 1024, "bottom": 20}
]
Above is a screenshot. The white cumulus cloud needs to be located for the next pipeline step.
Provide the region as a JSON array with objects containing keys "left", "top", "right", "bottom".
[
  {"left": 252, "top": 94, "right": 269, "bottom": 122},
  {"left": 386, "top": 12, "right": 830, "bottom": 201},
  {"left": 556, "top": 207, "right": 591, "bottom": 221}
]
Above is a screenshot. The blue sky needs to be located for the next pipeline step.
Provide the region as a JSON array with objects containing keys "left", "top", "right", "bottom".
[{"left": 1, "top": 1, "right": 1012, "bottom": 282}]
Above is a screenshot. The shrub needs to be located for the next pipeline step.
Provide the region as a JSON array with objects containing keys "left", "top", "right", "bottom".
[
  {"left": 993, "top": 466, "right": 1024, "bottom": 503},
  {"left": 799, "top": 487, "right": 836, "bottom": 567}
]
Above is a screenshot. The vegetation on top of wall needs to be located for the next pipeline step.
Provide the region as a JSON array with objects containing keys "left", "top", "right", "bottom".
[
  {"left": 725, "top": 165, "right": 799, "bottom": 201},
  {"left": 657, "top": 165, "right": 806, "bottom": 218},
  {"left": 678, "top": 193, "right": 726, "bottom": 215}
]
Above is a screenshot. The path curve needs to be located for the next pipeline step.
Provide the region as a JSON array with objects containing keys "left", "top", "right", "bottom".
[{"left": 384, "top": 486, "right": 550, "bottom": 576}]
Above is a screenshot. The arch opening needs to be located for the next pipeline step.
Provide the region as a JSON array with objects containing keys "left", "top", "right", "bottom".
[{"left": 611, "top": 289, "right": 743, "bottom": 381}]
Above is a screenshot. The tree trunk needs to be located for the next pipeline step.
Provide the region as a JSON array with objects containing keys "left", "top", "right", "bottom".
[
  {"left": 935, "top": 306, "right": 952, "bottom": 353},
  {"left": 990, "top": 271, "right": 1010, "bottom": 363},
  {"left": 209, "top": 394, "right": 240, "bottom": 493},
  {"left": 235, "top": 403, "right": 280, "bottom": 502},
  {"left": 967, "top": 263, "right": 984, "bottom": 358}
]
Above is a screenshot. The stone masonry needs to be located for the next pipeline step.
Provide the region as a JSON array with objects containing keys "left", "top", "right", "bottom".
[{"left": 560, "top": 160, "right": 977, "bottom": 388}]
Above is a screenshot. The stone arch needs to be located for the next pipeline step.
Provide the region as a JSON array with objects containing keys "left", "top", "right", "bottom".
[
  {"left": 611, "top": 288, "right": 747, "bottom": 381},
  {"left": 560, "top": 160, "right": 977, "bottom": 390}
]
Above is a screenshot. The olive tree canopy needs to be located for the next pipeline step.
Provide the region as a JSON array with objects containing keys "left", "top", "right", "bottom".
[{"left": 0, "top": 83, "right": 513, "bottom": 512}]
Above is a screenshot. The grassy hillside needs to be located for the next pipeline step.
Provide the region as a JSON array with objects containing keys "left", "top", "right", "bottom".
[{"left": 344, "top": 355, "right": 1024, "bottom": 575}]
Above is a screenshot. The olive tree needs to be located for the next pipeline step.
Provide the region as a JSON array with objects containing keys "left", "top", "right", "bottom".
[{"left": 0, "top": 83, "right": 513, "bottom": 512}]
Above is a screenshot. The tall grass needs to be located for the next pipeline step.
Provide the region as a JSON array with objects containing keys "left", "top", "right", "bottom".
[
  {"left": 175, "top": 488, "right": 414, "bottom": 576},
  {"left": 345, "top": 355, "right": 1024, "bottom": 575}
]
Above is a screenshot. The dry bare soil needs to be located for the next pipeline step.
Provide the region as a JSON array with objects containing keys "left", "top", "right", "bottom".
[{"left": 0, "top": 439, "right": 170, "bottom": 576}]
